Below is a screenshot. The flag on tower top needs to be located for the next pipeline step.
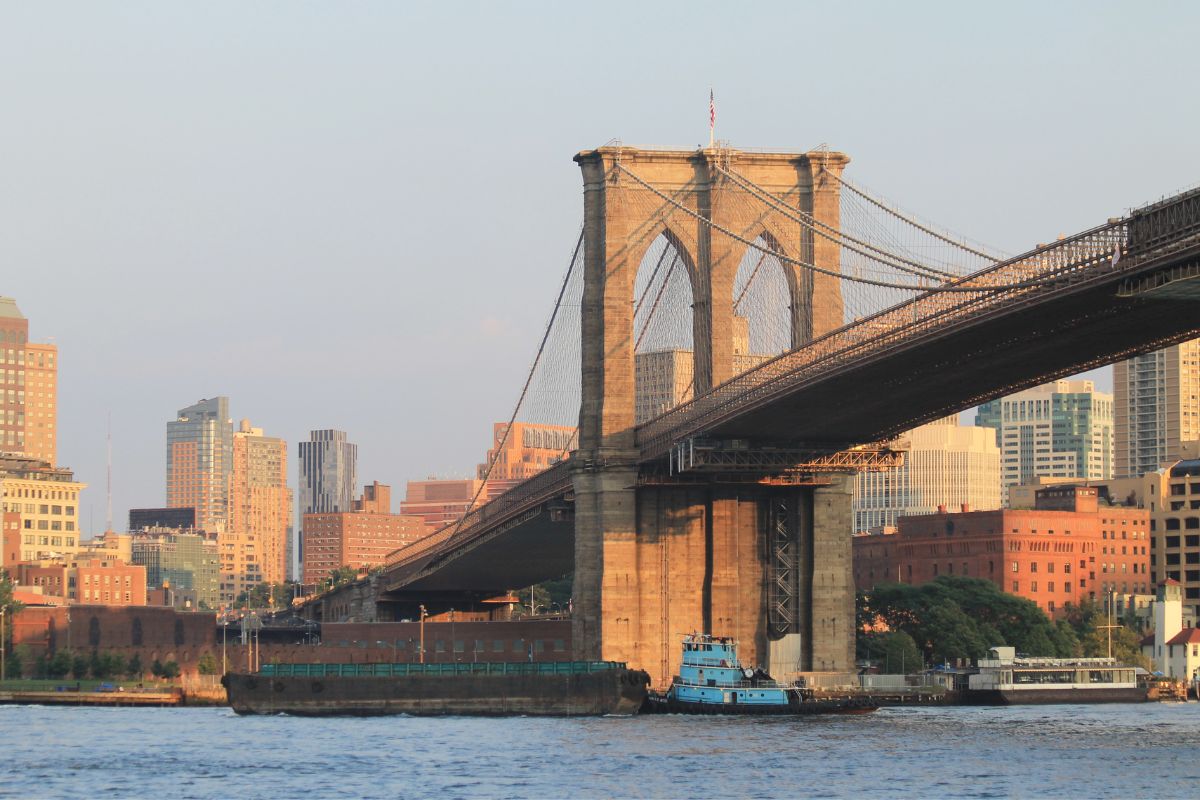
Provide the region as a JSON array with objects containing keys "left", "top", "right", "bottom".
[{"left": 709, "top": 89, "right": 716, "bottom": 146}]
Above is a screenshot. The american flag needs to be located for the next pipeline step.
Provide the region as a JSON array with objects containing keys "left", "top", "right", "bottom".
[{"left": 709, "top": 89, "right": 716, "bottom": 133}]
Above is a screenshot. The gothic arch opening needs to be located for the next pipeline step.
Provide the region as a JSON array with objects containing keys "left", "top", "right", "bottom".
[
  {"left": 633, "top": 231, "right": 697, "bottom": 424},
  {"left": 732, "top": 234, "right": 793, "bottom": 369}
]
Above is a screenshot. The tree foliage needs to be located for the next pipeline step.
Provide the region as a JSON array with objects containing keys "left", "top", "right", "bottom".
[
  {"left": 858, "top": 629, "right": 924, "bottom": 672},
  {"left": 1062, "top": 600, "right": 1150, "bottom": 669},
  {"left": 0, "top": 571, "right": 23, "bottom": 648},
  {"left": 860, "top": 577, "right": 1074, "bottom": 663},
  {"left": 236, "top": 581, "right": 300, "bottom": 609}
]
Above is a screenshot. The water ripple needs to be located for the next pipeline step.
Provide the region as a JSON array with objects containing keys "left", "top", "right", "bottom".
[{"left": 1, "top": 704, "right": 1199, "bottom": 798}]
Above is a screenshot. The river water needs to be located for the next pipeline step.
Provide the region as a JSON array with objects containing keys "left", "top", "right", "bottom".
[{"left": 2, "top": 703, "right": 1198, "bottom": 798}]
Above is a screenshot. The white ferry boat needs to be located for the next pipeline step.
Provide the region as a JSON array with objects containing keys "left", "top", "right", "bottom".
[{"left": 966, "top": 646, "right": 1147, "bottom": 705}]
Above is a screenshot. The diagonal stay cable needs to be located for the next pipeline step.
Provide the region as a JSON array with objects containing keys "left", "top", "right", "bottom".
[
  {"left": 451, "top": 228, "right": 584, "bottom": 540},
  {"left": 634, "top": 252, "right": 680, "bottom": 352},
  {"left": 733, "top": 250, "right": 770, "bottom": 312},
  {"left": 633, "top": 243, "right": 671, "bottom": 320}
]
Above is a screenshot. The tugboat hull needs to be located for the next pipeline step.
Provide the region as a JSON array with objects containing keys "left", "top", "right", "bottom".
[{"left": 644, "top": 692, "right": 878, "bottom": 715}]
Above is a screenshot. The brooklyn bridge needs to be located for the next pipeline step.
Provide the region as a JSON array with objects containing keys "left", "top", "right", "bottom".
[{"left": 306, "top": 145, "right": 1200, "bottom": 686}]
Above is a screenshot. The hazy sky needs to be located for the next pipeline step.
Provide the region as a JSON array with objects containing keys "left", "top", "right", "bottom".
[{"left": 3, "top": 1, "right": 1197, "bottom": 536}]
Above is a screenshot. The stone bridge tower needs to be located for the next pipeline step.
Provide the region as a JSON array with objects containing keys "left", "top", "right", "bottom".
[{"left": 571, "top": 146, "right": 856, "bottom": 686}]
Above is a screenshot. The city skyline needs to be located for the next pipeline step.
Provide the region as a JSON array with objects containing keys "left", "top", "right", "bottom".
[{"left": 3, "top": 2, "right": 1198, "bottom": 536}]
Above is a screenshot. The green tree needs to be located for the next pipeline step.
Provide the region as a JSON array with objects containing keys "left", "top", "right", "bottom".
[
  {"left": 860, "top": 630, "right": 924, "bottom": 673},
  {"left": 127, "top": 653, "right": 143, "bottom": 679},
  {"left": 12, "top": 644, "right": 34, "bottom": 679},
  {"left": 1, "top": 571, "right": 24, "bottom": 653},
  {"left": 70, "top": 653, "right": 89, "bottom": 679},
  {"left": 88, "top": 650, "right": 103, "bottom": 679},
  {"left": 861, "top": 576, "right": 1068, "bottom": 665},
  {"left": 5, "top": 644, "right": 24, "bottom": 679},
  {"left": 151, "top": 658, "right": 164, "bottom": 678},
  {"left": 102, "top": 652, "right": 126, "bottom": 679},
  {"left": 1061, "top": 600, "right": 1150, "bottom": 669},
  {"left": 33, "top": 653, "right": 48, "bottom": 679},
  {"left": 236, "top": 581, "right": 302, "bottom": 610},
  {"left": 924, "top": 602, "right": 990, "bottom": 663},
  {"left": 47, "top": 649, "right": 72, "bottom": 678},
  {"left": 161, "top": 660, "right": 180, "bottom": 680},
  {"left": 271, "top": 582, "right": 297, "bottom": 610},
  {"left": 197, "top": 652, "right": 218, "bottom": 675},
  {"left": 328, "top": 567, "right": 357, "bottom": 588}
]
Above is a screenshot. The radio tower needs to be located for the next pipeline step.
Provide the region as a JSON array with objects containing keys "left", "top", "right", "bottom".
[{"left": 106, "top": 412, "right": 113, "bottom": 533}]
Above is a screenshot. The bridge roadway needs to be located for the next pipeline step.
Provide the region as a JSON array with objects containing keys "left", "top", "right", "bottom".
[{"left": 342, "top": 185, "right": 1200, "bottom": 619}]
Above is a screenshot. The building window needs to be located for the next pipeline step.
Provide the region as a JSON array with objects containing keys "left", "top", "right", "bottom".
[
  {"left": 1031, "top": 581, "right": 1038, "bottom": 592},
  {"left": 1012, "top": 581, "right": 1019, "bottom": 592},
  {"left": 1012, "top": 562, "right": 1018, "bottom": 573}
]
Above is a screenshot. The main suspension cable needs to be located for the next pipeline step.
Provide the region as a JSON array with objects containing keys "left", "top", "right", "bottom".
[
  {"left": 717, "top": 164, "right": 961, "bottom": 281},
  {"left": 826, "top": 169, "right": 1005, "bottom": 261},
  {"left": 614, "top": 163, "right": 1090, "bottom": 294}
]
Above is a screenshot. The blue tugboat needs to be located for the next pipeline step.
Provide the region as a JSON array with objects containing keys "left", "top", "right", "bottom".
[{"left": 646, "top": 633, "right": 876, "bottom": 715}]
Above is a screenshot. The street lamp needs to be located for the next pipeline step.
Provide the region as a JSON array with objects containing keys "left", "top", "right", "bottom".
[{"left": 418, "top": 605, "right": 427, "bottom": 665}]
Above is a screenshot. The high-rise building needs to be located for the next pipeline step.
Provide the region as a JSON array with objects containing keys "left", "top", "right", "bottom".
[
  {"left": 477, "top": 422, "right": 576, "bottom": 481},
  {"left": 1102, "top": 443, "right": 1200, "bottom": 615},
  {"left": 223, "top": 419, "right": 290, "bottom": 601},
  {"left": 0, "top": 454, "right": 86, "bottom": 561},
  {"left": 0, "top": 297, "right": 58, "bottom": 465},
  {"left": 0, "top": 297, "right": 29, "bottom": 456},
  {"left": 131, "top": 529, "right": 220, "bottom": 609},
  {"left": 635, "top": 349, "right": 695, "bottom": 424},
  {"left": 22, "top": 342, "right": 57, "bottom": 466},
  {"left": 166, "top": 397, "right": 233, "bottom": 532},
  {"left": 129, "top": 507, "right": 196, "bottom": 531},
  {"left": 296, "top": 429, "right": 357, "bottom": 581},
  {"left": 301, "top": 481, "right": 430, "bottom": 585},
  {"left": 976, "top": 379, "right": 1114, "bottom": 504},
  {"left": 1114, "top": 340, "right": 1200, "bottom": 478},
  {"left": 635, "top": 316, "right": 769, "bottom": 424},
  {"left": 853, "top": 417, "right": 1001, "bottom": 532}
]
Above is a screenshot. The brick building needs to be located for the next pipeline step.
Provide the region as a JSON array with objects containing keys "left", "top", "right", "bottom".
[
  {"left": 302, "top": 482, "right": 430, "bottom": 585},
  {"left": 400, "top": 478, "right": 484, "bottom": 529},
  {"left": 477, "top": 422, "right": 576, "bottom": 481},
  {"left": 16, "top": 557, "right": 148, "bottom": 606},
  {"left": 853, "top": 486, "right": 1150, "bottom": 616},
  {"left": 9, "top": 606, "right": 571, "bottom": 679}
]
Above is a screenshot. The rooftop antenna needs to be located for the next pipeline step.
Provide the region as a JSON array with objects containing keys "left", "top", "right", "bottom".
[{"left": 106, "top": 413, "right": 113, "bottom": 533}]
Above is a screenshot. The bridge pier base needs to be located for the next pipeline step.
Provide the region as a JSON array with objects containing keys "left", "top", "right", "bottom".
[{"left": 572, "top": 471, "right": 855, "bottom": 688}]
